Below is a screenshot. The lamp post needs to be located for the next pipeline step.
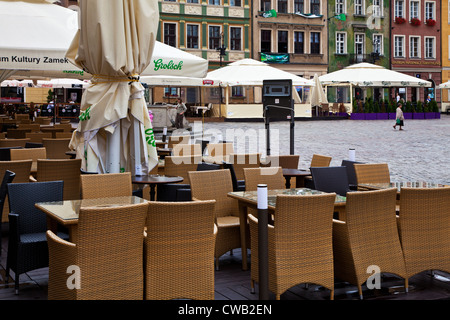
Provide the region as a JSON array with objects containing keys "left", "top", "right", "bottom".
[
  {"left": 371, "top": 38, "right": 381, "bottom": 63},
  {"left": 216, "top": 32, "right": 226, "bottom": 117}
]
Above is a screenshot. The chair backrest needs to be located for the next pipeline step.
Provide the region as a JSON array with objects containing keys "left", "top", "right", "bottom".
[
  {"left": 354, "top": 163, "right": 390, "bottom": 185},
  {"left": 10, "top": 147, "right": 47, "bottom": 163},
  {"left": 188, "top": 169, "right": 237, "bottom": 218},
  {"left": 59, "top": 201, "right": 149, "bottom": 300},
  {"left": 25, "top": 132, "right": 52, "bottom": 143},
  {"left": 164, "top": 155, "right": 201, "bottom": 184},
  {"left": 0, "top": 146, "right": 22, "bottom": 161},
  {"left": 54, "top": 123, "right": 73, "bottom": 132},
  {"left": 311, "top": 166, "right": 350, "bottom": 196},
  {"left": 55, "top": 132, "right": 74, "bottom": 139},
  {"left": 243, "top": 167, "right": 285, "bottom": 191},
  {"left": 340, "top": 160, "right": 364, "bottom": 186},
  {"left": 36, "top": 159, "right": 82, "bottom": 200},
  {"left": 229, "top": 153, "right": 261, "bottom": 180},
  {"left": 221, "top": 162, "right": 240, "bottom": 191},
  {"left": 14, "top": 114, "right": 29, "bottom": 121},
  {"left": 196, "top": 162, "right": 221, "bottom": 171},
  {"left": 7, "top": 128, "right": 31, "bottom": 139},
  {"left": 81, "top": 172, "right": 132, "bottom": 199},
  {"left": 25, "top": 142, "right": 44, "bottom": 149},
  {"left": 310, "top": 154, "right": 332, "bottom": 168},
  {"left": 398, "top": 187, "right": 450, "bottom": 278},
  {"left": 206, "top": 143, "right": 234, "bottom": 161},
  {"left": 168, "top": 135, "right": 190, "bottom": 149},
  {"left": 18, "top": 124, "right": 40, "bottom": 132},
  {"left": 0, "top": 138, "right": 30, "bottom": 148},
  {"left": 42, "top": 138, "right": 71, "bottom": 159},
  {"left": 172, "top": 143, "right": 202, "bottom": 157},
  {"left": 145, "top": 200, "right": 216, "bottom": 300},
  {"left": 8, "top": 180, "right": 64, "bottom": 235},
  {"left": 0, "top": 170, "right": 15, "bottom": 217},
  {"left": 264, "top": 155, "right": 299, "bottom": 169}
]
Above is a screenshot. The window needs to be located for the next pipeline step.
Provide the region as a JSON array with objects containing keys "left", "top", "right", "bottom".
[
  {"left": 425, "top": 37, "right": 435, "bottom": 59},
  {"left": 230, "top": 27, "right": 241, "bottom": 51},
  {"left": 394, "top": 35, "right": 405, "bottom": 57},
  {"left": 373, "top": 0, "right": 382, "bottom": 17},
  {"left": 232, "top": 86, "right": 244, "bottom": 97},
  {"left": 410, "top": 36, "right": 420, "bottom": 58},
  {"left": 260, "top": 0, "right": 271, "bottom": 11},
  {"left": 229, "top": 0, "right": 241, "bottom": 6},
  {"left": 186, "top": 25, "right": 199, "bottom": 49},
  {"left": 336, "top": 0, "right": 345, "bottom": 14},
  {"left": 394, "top": 0, "right": 404, "bottom": 18},
  {"left": 336, "top": 32, "right": 346, "bottom": 54},
  {"left": 209, "top": 0, "right": 220, "bottom": 5},
  {"left": 410, "top": 1, "right": 419, "bottom": 19},
  {"left": 261, "top": 30, "right": 271, "bottom": 53},
  {"left": 278, "top": 0, "right": 287, "bottom": 13},
  {"left": 209, "top": 26, "right": 221, "bottom": 50},
  {"left": 294, "top": 0, "right": 304, "bottom": 13},
  {"left": 294, "top": 31, "right": 304, "bottom": 54},
  {"left": 373, "top": 34, "right": 383, "bottom": 54},
  {"left": 310, "top": 32, "right": 320, "bottom": 54},
  {"left": 355, "top": 34, "right": 365, "bottom": 55},
  {"left": 425, "top": 2, "right": 435, "bottom": 20},
  {"left": 163, "top": 23, "right": 177, "bottom": 47},
  {"left": 164, "top": 87, "right": 180, "bottom": 97},
  {"left": 278, "top": 30, "right": 288, "bottom": 53},
  {"left": 186, "top": 0, "right": 199, "bottom": 3},
  {"left": 310, "top": 0, "right": 320, "bottom": 15},
  {"left": 355, "top": 0, "right": 364, "bottom": 15}
]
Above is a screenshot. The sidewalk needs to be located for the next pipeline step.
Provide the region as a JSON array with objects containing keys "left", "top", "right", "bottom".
[{"left": 184, "top": 115, "right": 450, "bottom": 185}]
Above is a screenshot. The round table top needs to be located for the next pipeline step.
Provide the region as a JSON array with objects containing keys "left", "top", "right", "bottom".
[
  {"left": 282, "top": 168, "right": 310, "bottom": 176},
  {"left": 132, "top": 174, "right": 183, "bottom": 184}
]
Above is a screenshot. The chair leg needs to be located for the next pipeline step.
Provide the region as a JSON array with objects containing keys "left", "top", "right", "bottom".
[
  {"left": 250, "top": 279, "right": 255, "bottom": 294},
  {"left": 15, "top": 273, "right": 19, "bottom": 295},
  {"left": 215, "top": 258, "right": 219, "bottom": 271},
  {"left": 358, "top": 285, "right": 363, "bottom": 300},
  {"left": 404, "top": 279, "right": 409, "bottom": 293},
  {"left": 330, "top": 289, "right": 334, "bottom": 300}
]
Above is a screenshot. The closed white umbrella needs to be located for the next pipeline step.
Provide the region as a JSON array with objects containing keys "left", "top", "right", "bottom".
[
  {"left": 66, "top": 0, "right": 159, "bottom": 175},
  {"left": 309, "top": 73, "right": 328, "bottom": 116}
]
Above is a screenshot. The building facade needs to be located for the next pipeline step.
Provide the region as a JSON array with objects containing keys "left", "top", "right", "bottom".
[
  {"left": 251, "top": 0, "right": 329, "bottom": 79},
  {"left": 390, "top": 0, "right": 441, "bottom": 104},
  {"left": 441, "top": 0, "right": 450, "bottom": 111}
]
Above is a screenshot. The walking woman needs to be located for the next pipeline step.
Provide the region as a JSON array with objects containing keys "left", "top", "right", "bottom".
[
  {"left": 393, "top": 103, "right": 404, "bottom": 131},
  {"left": 175, "top": 98, "right": 187, "bottom": 129}
]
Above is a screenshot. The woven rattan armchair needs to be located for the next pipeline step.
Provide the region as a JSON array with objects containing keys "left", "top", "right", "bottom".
[
  {"left": 0, "top": 170, "right": 15, "bottom": 255},
  {"left": 188, "top": 169, "right": 241, "bottom": 270},
  {"left": 0, "top": 160, "right": 32, "bottom": 222},
  {"left": 304, "top": 154, "right": 332, "bottom": 188},
  {"left": 36, "top": 158, "right": 82, "bottom": 200},
  {"left": 144, "top": 200, "right": 217, "bottom": 300},
  {"left": 311, "top": 166, "right": 350, "bottom": 196},
  {"left": 164, "top": 155, "right": 201, "bottom": 184},
  {"left": 0, "top": 138, "right": 31, "bottom": 148},
  {"left": 42, "top": 138, "right": 71, "bottom": 159},
  {"left": 10, "top": 147, "right": 47, "bottom": 163},
  {"left": 25, "top": 132, "right": 52, "bottom": 143},
  {"left": 354, "top": 163, "right": 390, "bottom": 190},
  {"left": 243, "top": 167, "right": 285, "bottom": 191},
  {"left": 229, "top": 153, "right": 261, "bottom": 181},
  {"left": 46, "top": 201, "right": 149, "bottom": 300},
  {"left": 204, "top": 142, "right": 234, "bottom": 164},
  {"left": 248, "top": 193, "right": 336, "bottom": 300},
  {"left": 80, "top": 172, "right": 132, "bottom": 199},
  {"left": 172, "top": 143, "right": 202, "bottom": 157},
  {"left": 168, "top": 134, "right": 190, "bottom": 149},
  {"left": 6, "top": 180, "right": 68, "bottom": 294},
  {"left": 397, "top": 187, "right": 450, "bottom": 287},
  {"left": 263, "top": 154, "right": 300, "bottom": 169},
  {"left": 333, "top": 188, "right": 408, "bottom": 299}
]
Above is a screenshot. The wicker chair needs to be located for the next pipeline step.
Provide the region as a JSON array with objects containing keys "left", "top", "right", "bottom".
[
  {"left": 205, "top": 142, "right": 234, "bottom": 163},
  {"left": 164, "top": 155, "right": 201, "bottom": 185},
  {"left": 80, "top": 172, "right": 132, "bottom": 199},
  {"left": 42, "top": 138, "right": 71, "bottom": 159},
  {"left": 397, "top": 187, "right": 450, "bottom": 287},
  {"left": 311, "top": 166, "right": 350, "bottom": 196},
  {"left": 248, "top": 193, "right": 336, "bottom": 300},
  {"left": 0, "top": 170, "right": 15, "bottom": 255},
  {"left": 333, "top": 188, "right": 408, "bottom": 299},
  {"left": 188, "top": 169, "right": 241, "bottom": 270},
  {"left": 168, "top": 134, "right": 190, "bottom": 149},
  {"left": 10, "top": 147, "right": 47, "bottom": 165},
  {"left": 243, "top": 167, "right": 285, "bottom": 191},
  {"left": 354, "top": 163, "right": 390, "bottom": 187},
  {"left": 25, "top": 132, "right": 52, "bottom": 143},
  {"left": 55, "top": 132, "right": 74, "bottom": 139},
  {"left": 341, "top": 160, "right": 364, "bottom": 190},
  {"left": 304, "top": 154, "right": 332, "bottom": 188},
  {"left": 6, "top": 181, "right": 68, "bottom": 294},
  {"left": 0, "top": 160, "right": 32, "bottom": 223},
  {"left": 263, "top": 154, "right": 300, "bottom": 169},
  {"left": 229, "top": 153, "right": 261, "bottom": 181},
  {"left": 144, "top": 200, "right": 217, "bottom": 300},
  {"left": 172, "top": 143, "right": 202, "bottom": 157},
  {"left": 46, "top": 201, "right": 149, "bottom": 300},
  {"left": 0, "top": 138, "right": 31, "bottom": 148},
  {"left": 0, "top": 146, "right": 22, "bottom": 161},
  {"left": 36, "top": 159, "right": 82, "bottom": 200}
]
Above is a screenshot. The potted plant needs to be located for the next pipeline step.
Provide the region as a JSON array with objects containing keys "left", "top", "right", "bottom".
[
  {"left": 350, "top": 99, "right": 365, "bottom": 120},
  {"left": 364, "top": 97, "right": 377, "bottom": 120},
  {"left": 403, "top": 101, "right": 413, "bottom": 119},
  {"left": 414, "top": 100, "right": 425, "bottom": 119},
  {"left": 426, "top": 19, "right": 436, "bottom": 26},
  {"left": 376, "top": 100, "right": 388, "bottom": 119},
  {"left": 395, "top": 17, "right": 406, "bottom": 24},
  {"left": 410, "top": 18, "right": 421, "bottom": 26},
  {"left": 388, "top": 100, "right": 397, "bottom": 119}
]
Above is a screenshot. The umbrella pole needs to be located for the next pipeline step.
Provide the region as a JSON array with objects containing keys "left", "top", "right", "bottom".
[
  {"left": 107, "top": 123, "right": 121, "bottom": 173},
  {"left": 133, "top": 118, "right": 142, "bottom": 176}
]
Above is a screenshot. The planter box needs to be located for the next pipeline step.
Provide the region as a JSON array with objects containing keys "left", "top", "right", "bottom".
[
  {"left": 388, "top": 112, "right": 396, "bottom": 119},
  {"left": 413, "top": 112, "right": 425, "bottom": 119},
  {"left": 424, "top": 112, "right": 435, "bottom": 119},
  {"left": 364, "top": 113, "right": 377, "bottom": 120},
  {"left": 403, "top": 112, "right": 413, "bottom": 119},
  {"left": 338, "top": 112, "right": 349, "bottom": 118},
  {"left": 435, "top": 112, "right": 441, "bottom": 119},
  {"left": 350, "top": 113, "right": 365, "bottom": 120},
  {"left": 376, "top": 113, "right": 389, "bottom": 120}
]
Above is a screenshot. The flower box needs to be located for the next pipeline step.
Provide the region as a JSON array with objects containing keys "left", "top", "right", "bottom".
[
  {"left": 376, "top": 113, "right": 389, "bottom": 120},
  {"left": 350, "top": 113, "right": 365, "bottom": 120},
  {"left": 403, "top": 112, "right": 413, "bottom": 119},
  {"left": 434, "top": 112, "right": 441, "bottom": 119},
  {"left": 424, "top": 112, "right": 435, "bottom": 119},
  {"left": 388, "top": 112, "right": 396, "bottom": 120},
  {"left": 364, "top": 113, "right": 377, "bottom": 120},
  {"left": 410, "top": 18, "right": 421, "bottom": 26},
  {"left": 426, "top": 19, "right": 436, "bottom": 26},
  {"left": 395, "top": 17, "right": 406, "bottom": 24},
  {"left": 413, "top": 112, "right": 424, "bottom": 119}
]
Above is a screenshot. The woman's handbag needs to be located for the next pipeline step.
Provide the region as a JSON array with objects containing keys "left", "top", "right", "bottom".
[{"left": 396, "top": 119, "right": 401, "bottom": 125}]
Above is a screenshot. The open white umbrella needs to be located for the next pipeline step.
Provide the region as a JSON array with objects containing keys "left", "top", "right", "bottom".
[
  {"left": 439, "top": 81, "right": 450, "bottom": 89},
  {"left": 66, "top": 0, "right": 159, "bottom": 175},
  {"left": 309, "top": 73, "right": 328, "bottom": 116},
  {"left": 37, "top": 78, "right": 89, "bottom": 89}
]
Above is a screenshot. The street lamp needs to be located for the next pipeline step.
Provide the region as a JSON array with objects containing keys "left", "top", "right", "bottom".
[
  {"left": 216, "top": 32, "right": 226, "bottom": 67},
  {"left": 371, "top": 38, "right": 381, "bottom": 63}
]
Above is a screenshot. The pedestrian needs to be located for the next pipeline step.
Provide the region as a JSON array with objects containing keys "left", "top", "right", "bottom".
[
  {"left": 175, "top": 98, "right": 187, "bottom": 129},
  {"left": 393, "top": 102, "right": 404, "bottom": 131},
  {"left": 396, "top": 93, "right": 401, "bottom": 103}
]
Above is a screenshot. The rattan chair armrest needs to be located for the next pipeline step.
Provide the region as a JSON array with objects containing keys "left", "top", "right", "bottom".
[
  {"left": 8, "top": 212, "right": 20, "bottom": 240},
  {"left": 46, "top": 230, "right": 75, "bottom": 248},
  {"left": 29, "top": 175, "right": 37, "bottom": 182},
  {"left": 192, "top": 197, "right": 202, "bottom": 201}
]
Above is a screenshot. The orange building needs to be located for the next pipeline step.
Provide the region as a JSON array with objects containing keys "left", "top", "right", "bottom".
[{"left": 441, "top": 0, "right": 450, "bottom": 112}]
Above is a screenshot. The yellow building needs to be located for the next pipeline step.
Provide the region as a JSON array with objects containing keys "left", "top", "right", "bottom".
[{"left": 442, "top": 0, "right": 450, "bottom": 112}]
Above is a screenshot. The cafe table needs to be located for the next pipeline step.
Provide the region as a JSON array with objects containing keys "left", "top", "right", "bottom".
[
  {"left": 358, "top": 181, "right": 449, "bottom": 194},
  {"left": 282, "top": 168, "right": 311, "bottom": 188},
  {"left": 227, "top": 188, "right": 346, "bottom": 271},
  {"left": 132, "top": 174, "right": 183, "bottom": 201},
  {"left": 35, "top": 196, "right": 147, "bottom": 242}
]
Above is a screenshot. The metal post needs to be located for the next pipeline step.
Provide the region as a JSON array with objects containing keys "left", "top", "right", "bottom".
[
  {"left": 257, "top": 184, "right": 269, "bottom": 300},
  {"left": 290, "top": 101, "right": 295, "bottom": 155}
]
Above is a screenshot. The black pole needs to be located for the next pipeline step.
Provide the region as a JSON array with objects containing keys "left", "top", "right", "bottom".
[
  {"left": 290, "top": 104, "right": 295, "bottom": 155},
  {"left": 257, "top": 184, "right": 269, "bottom": 300}
]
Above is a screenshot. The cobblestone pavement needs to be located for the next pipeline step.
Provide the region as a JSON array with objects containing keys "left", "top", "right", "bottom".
[{"left": 183, "top": 114, "right": 450, "bottom": 185}]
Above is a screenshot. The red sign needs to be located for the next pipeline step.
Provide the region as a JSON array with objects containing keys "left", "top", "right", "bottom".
[{"left": 202, "top": 80, "right": 214, "bottom": 85}]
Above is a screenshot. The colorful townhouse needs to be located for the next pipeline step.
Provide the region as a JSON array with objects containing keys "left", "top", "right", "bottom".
[{"left": 441, "top": 0, "right": 450, "bottom": 112}]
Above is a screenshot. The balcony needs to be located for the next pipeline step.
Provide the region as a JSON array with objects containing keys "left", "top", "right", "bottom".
[{"left": 349, "top": 53, "right": 380, "bottom": 64}]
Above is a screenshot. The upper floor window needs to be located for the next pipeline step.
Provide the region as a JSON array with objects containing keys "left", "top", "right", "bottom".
[
  {"left": 394, "top": 0, "right": 404, "bottom": 18},
  {"left": 373, "top": 34, "right": 383, "bottom": 54},
  {"left": 310, "top": 0, "right": 320, "bottom": 15},
  {"left": 261, "top": 30, "right": 272, "bottom": 53},
  {"left": 230, "top": 27, "right": 241, "bottom": 51},
  {"left": 209, "top": 26, "right": 221, "bottom": 50},
  {"left": 278, "top": 0, "right": 288, "bottom": 13},
  {"left": 336, "top": 0, "right": 345, "bottom": 14},
  {"left": 186, "top": 0, "right": 199, "bottom": 3},
  {"left": 336, "top": 32, "right": 347, "bottom": 54},
  {"left": 425, "top": 2, "right": 435, "bottom": 20},
  {"left": 373, "top": 0, "right": 382, "bottom": 17},
  {"left": 278, "top": 30, "right": 288, "bottom": 53},
  {"left": 294, "top": 31, "right": 304, "bottom": 54},
  {"left": 163, "top": 23, "right": 177, "bottom": 47},
  {"left": 260, "top": 0, "right": 271, "bottom": 11},
  {"left": 294, "top": 0, "right": 304, "bottom": 13},
  {"left": 410, "top": 1, "right": 419, "bottom": 19},
  {"left": 230, "top": 0, "right": 241, "bottom": 6},
  {"left": 425, "top": 37, "right": 435, "bottom": 59},
  {"left": 355, "top": 0, "right": 364, "bottom": 15},
  {"left": 394, "top": 35, "right": 405, "bottom": 58},
  {"left": 410, "top": 36, "right": 420, "bottom": 58},
  {"left": 209, "top": 0, "right": 220, "bottom": 5},
  {"left": 186, "top": 24, "right": 199, "bottom": 49},
  {"left": 310, "top": 32, "right": 321, "bottom": 54}
]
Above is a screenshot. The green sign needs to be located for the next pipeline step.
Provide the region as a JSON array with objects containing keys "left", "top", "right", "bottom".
[
  {"left": 335, "top": 13, "right": 346, "bottom": 21},
  {"left": 261, "top": 53, "right": 289, "bottom": 64},
  {"left": 261, "top": 9, "right": 277, "bottom": 18}
]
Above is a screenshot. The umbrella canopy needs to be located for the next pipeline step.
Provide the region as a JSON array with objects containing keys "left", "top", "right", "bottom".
[
  {"left": 140, "top": 75, "right": 220, "bottom": 87},
  {"left": 320, "top": 63, "right": 432, "bottom": 87},
  {"left": 439, "top": 81, "right": 450, "bottom": 89},
  {"left": 309, "top": 73, "right": 328, "bottom": 107},
  {"left": 1, "top": 79, "right": 34, "bottom": 87},
  {"left": 37, "top": 78, "right": 89, "bottom": 89},
  {"left": 67, "top": 0, "right": 159, "bottom": 175},
  {"left": 206, "top": 59, "right": 313, "bottom": 87}
]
